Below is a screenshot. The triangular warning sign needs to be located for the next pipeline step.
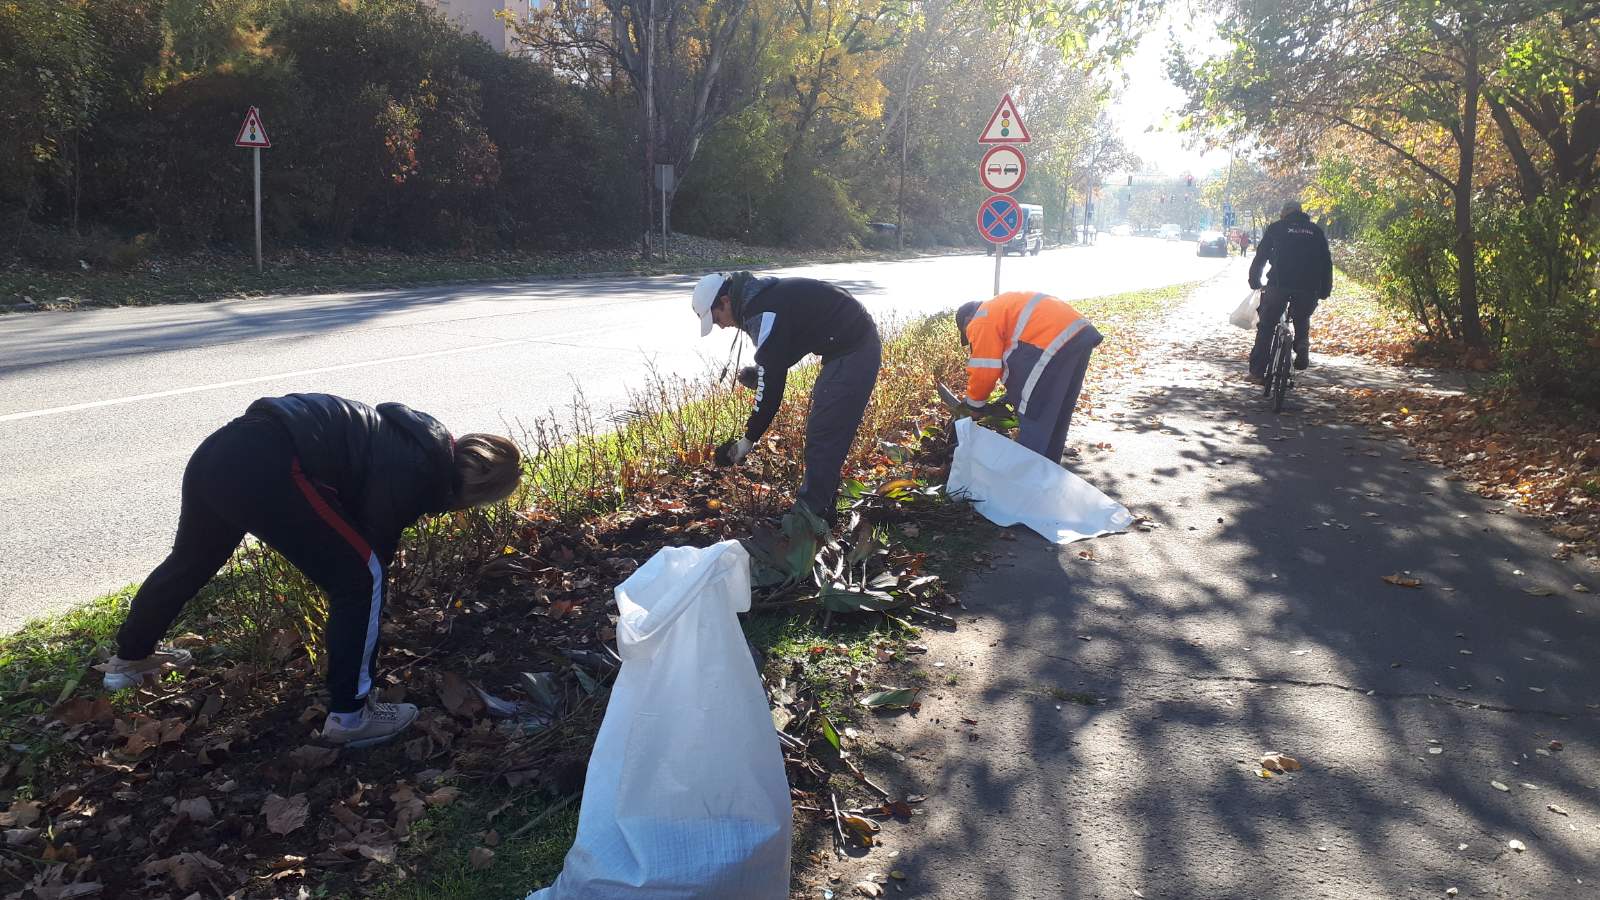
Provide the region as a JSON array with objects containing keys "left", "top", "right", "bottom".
[
  {"left": 978, "top": 93, "right": 1030, "bottom": 144},
  {"left": 234, "top": 106, "right": 271, "bottom": 148}
]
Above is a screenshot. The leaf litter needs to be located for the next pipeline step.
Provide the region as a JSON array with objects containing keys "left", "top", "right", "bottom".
[{"left": 1, "top": 393, "right": 979, "bottom": 898}]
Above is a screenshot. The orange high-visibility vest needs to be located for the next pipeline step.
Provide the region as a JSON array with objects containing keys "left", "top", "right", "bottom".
[{"left": 964, "top": 291, "right": 1091, "bottom": 413}]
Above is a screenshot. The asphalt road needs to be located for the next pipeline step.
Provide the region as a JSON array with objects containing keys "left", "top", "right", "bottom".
[
  {"left": 818, "top": 270, "right": 1600, "bottom": 899},
  {"left": 0, "top": 237, "right": 1226, "bottom": 630}
]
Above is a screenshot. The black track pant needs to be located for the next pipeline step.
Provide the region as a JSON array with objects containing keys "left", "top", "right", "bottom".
[
  {"left": 116, "top": 416, "right": 386, "bottom": 713},
  {"left": 1250, "top": 285, "right": 1317, "bottom": 377},
  {"left": 796, "top": 325, "right": 883, "bottom": 522}
]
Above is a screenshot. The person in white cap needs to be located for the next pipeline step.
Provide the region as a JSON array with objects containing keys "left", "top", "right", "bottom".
[{"left": 691, "top": 271, "right": 880, "bottom": 528}]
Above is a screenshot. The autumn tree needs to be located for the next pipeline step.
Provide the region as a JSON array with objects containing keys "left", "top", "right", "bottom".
[{"left": 1176, "top": 0, "right": 1572, "bottom": 347}]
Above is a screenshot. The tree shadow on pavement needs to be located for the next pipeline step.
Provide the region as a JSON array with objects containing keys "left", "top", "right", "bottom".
[{"left": 844, "top": 297, "right": 1599, "bottom": 899}]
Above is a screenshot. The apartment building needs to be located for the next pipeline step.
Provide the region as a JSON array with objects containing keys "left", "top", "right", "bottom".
[{"left": 426, "top": 0, "right": 534, "bottom": 55}]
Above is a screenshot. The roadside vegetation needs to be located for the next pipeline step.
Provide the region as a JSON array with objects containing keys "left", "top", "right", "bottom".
[
  {"left": 0, "top": 239, "right": 949, "bottom": 312},
  {"left": 2, "top": 0, "right": 1144, "bottom": 299},
  {"left": 1171, "top": 2, "right": 1599, "bottom": 564},
  {"left": 1178, "top": 1, "right": 1599, "bottom": 409},
  {"left": 0, "top": 283, "right": 1181, "bottom": 899}
]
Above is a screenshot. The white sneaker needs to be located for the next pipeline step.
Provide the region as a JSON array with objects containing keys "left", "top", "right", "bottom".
[
  {"left": 97, "top": 647, "right": 194, "bottom": 690},
  {"left": 320, "top": 700, "right": 419, "bottom": 749}
]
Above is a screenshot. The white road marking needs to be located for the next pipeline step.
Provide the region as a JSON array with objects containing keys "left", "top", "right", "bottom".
[{"left": 0, "top": 328, "right": 613, "bottom": 423}]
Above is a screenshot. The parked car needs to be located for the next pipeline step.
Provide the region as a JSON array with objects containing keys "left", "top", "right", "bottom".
[
  {"left": 992, "top": 204, "right": 1045, "bottom": 256},
  {"left": 1110, "top": 224, "right": 1132, "bottom": 237},
  {"left": 1158, "top": 223, "right": 1181, "bottom": 240},
  {"left": 1196, "top": 230, "right": 1229, "bottom": 257}
]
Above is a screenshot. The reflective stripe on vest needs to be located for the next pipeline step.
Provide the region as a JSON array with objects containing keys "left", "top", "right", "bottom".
[
  {"left": 1000, "top": 292, "right": 1048, "bottom": 383},
  {"left": 968, "top": 357, "right": 1002, "bottom": 369},
  {"left": 1017, "top": 317, "right": 1091, "bottom": 416}
]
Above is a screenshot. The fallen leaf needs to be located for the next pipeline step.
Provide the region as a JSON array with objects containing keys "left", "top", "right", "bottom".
[
  {"left": 841, "top": 814, "right": 881, "bottom": 842},
  {"left": 52, "top": 696, "right": 114, "bottom": 726},
  {"left": 1259, "top": 753, "right": 1302, "bottom": 773},
  {"left": 469, "top": 846, "right": 495, "bottom": 870},
  {"left": 854, "top": 882, "right": 884, "bottom": 898},
  {"left": 425, "top": 786, "right": 461, "bottom": 808},
  {"left": 861, "top": 688, "right": 919, "bottom": 710},
  {"left": 1548, "top": 804, "right": 1569, "bottom": 816},
  {"left": 175, "top": 796, "right": 214, "bottom": 823},
  {"left": 263, "top": 793, "right": 310, "bottom": 836},
  {"left": 1522, "top": 586, "right": 1557, "bottom": 597},
  {"left": 1508, "top": 839, "right": 1526, "bottom": 852},
  {"left": 142, "top": 851, "right": 225, "bottom": 890},
  {"left": 390, "top": 784, "right": 427, "bottom": 833},
  {"left": 1491, "top": 780, "right": 1510, "bottom": 792},
  {"left": 0, "top": 801, "right": 41, "bottom": 828},
  {"left": 1382, "top": 574, "right": 1423, "bottom": 588},
  {"left": 288, "top": 744, "right": 340, "bottom": 770},
  {"left": 440, "top": 672, "right": 486, "bottom": 718}
]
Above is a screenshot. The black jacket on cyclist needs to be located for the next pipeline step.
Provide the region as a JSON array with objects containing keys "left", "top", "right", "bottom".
[{"left": 1248, "top": 212, "right": 1332, "bottom": 299}]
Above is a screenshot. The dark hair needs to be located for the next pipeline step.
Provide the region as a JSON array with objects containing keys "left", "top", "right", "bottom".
[{"left": 954, "top": 301, "right": 983, "bottom": 347}]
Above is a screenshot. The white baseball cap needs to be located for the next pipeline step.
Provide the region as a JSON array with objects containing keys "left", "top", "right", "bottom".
[{"left": 692, "top": 272, "right": 728, "bottom": 337}]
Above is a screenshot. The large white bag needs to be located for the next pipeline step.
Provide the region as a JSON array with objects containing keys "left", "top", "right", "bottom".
[
  {"left": 1228, "top": 289, "right": 1261, "bottom": 329},
  {"left": 529, "top": 541, "right": 791, "bottom": 900},
  {"left": 947, "top": 418, "right": 1133, "bottom": 544}
]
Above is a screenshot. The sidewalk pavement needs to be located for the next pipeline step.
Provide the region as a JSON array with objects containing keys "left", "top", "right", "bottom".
[{"left": 810, "top": 270, "right": 1600, "bottom": 899}]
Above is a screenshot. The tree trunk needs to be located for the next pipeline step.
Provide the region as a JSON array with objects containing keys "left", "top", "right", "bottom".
[
  {"left": 1455, "top": 31, "right": 1484, "bottom": 347},
  {"left": 641, "top": 0, "right": 657, "bottom": 257},
  {"left": 895, "top": 100, "right": 908, "bottom": 251}
]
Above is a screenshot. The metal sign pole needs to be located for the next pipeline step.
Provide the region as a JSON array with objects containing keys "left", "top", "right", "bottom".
[
  {"left": 253, "top": 147, "right": 262, "bottom": 274},
  {"left": 661, "top": 185, "right": 668, "bottom": 257},
  {"left": 993, "top": 246, "right": 1002, "bottom": 295}
]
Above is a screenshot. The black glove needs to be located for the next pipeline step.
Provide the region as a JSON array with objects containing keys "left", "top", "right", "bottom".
[
  {"left": 714, "top": 437, "right": 753, "bottom": 467},
  {"left": 737, "top": 366, "right": 759, "bottom": 390},
  {"left": 975, "top": 400, "right": 1015, "bottom": 420}
]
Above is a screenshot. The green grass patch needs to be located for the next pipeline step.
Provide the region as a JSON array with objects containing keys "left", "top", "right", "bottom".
[
  {"left": 1071, "top": 281, "right": 1199, "bottom": 341},
  {"left": 1048, "top": 687, "right": 1098, "bottom": 706},
  {"left": 372, "top": 793, "right": 579, "bottom": 900},
  {"left": 0, "top": 245, "right": 933, "bottom": 311}
]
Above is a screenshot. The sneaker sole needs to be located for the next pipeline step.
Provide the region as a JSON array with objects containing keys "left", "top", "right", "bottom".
[{"left": 102, "top": 658, "right": 194, "bottom": 691}]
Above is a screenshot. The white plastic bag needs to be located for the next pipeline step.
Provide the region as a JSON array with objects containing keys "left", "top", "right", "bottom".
[
  {"left": 528, "top": 541, "right": 791, "bottom": 900},
  {"left": 946, "top": 418, "right": 1133, "bottom": 544},
  {"left": 1228, "top": 289, "right": 1261, "bottom": 330}
]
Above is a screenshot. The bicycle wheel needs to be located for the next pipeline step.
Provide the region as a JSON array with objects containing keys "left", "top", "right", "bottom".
[
  {"left": 1271, "top": 333, "right": 1292, "bottom": 412},
  {"left": 1262, "top": 330, "right": 1280, "bottom": 399}
]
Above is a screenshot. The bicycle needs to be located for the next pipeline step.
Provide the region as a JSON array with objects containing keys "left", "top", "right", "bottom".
[{"left": 1261, "top": 300, "right": 1296, "bottom": 412}]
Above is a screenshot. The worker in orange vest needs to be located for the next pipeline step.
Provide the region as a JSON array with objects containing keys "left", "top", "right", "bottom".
[{"left": 953, "top": 292, "right": 1103, "bottom": 464}]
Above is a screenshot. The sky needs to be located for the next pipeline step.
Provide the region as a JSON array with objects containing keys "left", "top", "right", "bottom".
[{"left": 1106, "top": 15, "right": 1231, "bottom": 179}]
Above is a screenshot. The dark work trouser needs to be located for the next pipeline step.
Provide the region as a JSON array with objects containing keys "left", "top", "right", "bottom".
[
  {"left": 796, "top": 325, "right": 883, "bottom": 522},
  {"left": 1250, "top": 285, "right": 1318, "bottom": 376},
  {"left": 1013, "top": 325, "right": 1102, "bottom": 465},
  {"left": 116, "top": 416, "right": 386, "bottom": 713}
]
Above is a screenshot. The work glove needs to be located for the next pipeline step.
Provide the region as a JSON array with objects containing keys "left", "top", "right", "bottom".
[
  {"left": 737, "top": 366, "right": 759, "bottom": 391},
  {"left": 714, "top": 437, "right": 754, "bottom": 467},
  {"left": 968, "top": 397, "right": 1015, "bottom": 420}
]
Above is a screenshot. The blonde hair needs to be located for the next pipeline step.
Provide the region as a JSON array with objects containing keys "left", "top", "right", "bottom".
[{"left": 453, "top": 433, "right": 523, "bottom": 508}]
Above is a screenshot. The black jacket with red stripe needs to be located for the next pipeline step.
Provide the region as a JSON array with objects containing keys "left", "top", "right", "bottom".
[{"left": 247, "top": 393, "right": 459, "bottom": 563}]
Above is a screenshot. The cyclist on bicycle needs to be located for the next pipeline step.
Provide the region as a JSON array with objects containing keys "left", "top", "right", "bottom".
[{"left": 1247, "top": 200, "right": 1332, "bottom": 379}]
